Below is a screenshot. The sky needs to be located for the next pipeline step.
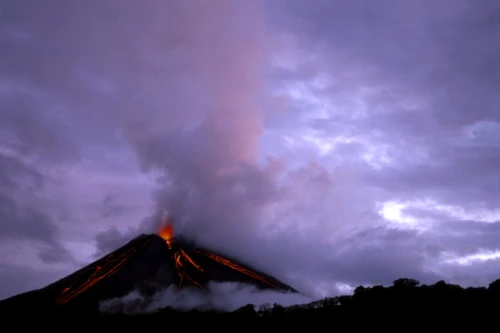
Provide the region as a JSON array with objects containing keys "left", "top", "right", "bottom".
[{"left": 1, "top": 0, "right": 500, "bottom": 302}]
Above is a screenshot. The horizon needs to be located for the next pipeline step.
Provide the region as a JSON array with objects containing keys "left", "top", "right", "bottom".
[{"left": 1, "top": 0, "right": 499, "bottom": 308}]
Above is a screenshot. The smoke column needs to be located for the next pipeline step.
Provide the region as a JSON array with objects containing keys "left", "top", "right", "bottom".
[{"left": 115, "top": 0, "right": 282, "bottom": 251}]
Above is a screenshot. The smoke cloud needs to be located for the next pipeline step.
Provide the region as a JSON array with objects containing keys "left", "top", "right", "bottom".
[
  {"left": 99, "top": 282, "right": 313, "bottom": 314},
  {"left": 130, "top": 0, "right": 281, "bottom": 249},
  {"left": 92, "top": 0, "right": 339, "bottom": 282},
  {"left": 89, "top": 0, "right": 281, "bottom": 244}
]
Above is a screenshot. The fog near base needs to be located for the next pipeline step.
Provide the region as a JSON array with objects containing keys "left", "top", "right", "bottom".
[{"left": 99, "top": 281, "right": 314, "bottom": 314}]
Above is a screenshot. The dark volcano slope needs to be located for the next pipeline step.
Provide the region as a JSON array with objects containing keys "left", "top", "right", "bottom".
[
  {"left": 173, "top": 237, "right": 296, "bottom": 292},
  {"left": 0, "top": 234, "right": 174, "bottom": 311},
  {"left": 0, "top": 234, "right": 297, "bottom": 312}
]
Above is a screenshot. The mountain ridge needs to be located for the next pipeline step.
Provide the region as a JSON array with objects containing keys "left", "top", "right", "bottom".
[{"left": 0, "top": 231, "right": 297, "bottom": 312}]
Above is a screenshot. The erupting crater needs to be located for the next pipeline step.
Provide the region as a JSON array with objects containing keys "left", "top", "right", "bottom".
[
  {"left": 157, "top": 221, "right": 284, "bottom": 291},
  {"left": 158, "top": 222, "right": 206, "bottom": 290}
]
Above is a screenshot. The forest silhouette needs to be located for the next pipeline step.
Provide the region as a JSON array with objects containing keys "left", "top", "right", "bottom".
[{"left": 4, "top": 277, "right": 500, "bottom": 325}]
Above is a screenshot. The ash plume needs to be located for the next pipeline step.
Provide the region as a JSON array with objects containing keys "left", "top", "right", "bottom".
[
  {"left": 112, "top": 1, "right": 293, "bottom": 269},
  {"left": 129, "top": 0, "right": 274, "bottom": 247}
]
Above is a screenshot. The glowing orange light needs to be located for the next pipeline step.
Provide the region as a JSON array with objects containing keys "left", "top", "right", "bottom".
[
  {"left": 157, "top": 218, "right": 205, "bottom": 290},
  {"left": 173, "top": 251, "right": 205, "bottom": 290},
  {"left": 55, "top": 237, "right": 151, "bottom": 305},
  {"left": 158, "top": 222, "right": 174, "bottom": 249},
  {"left": 198, "top": 249, "right": 279, "bottom": 289}
]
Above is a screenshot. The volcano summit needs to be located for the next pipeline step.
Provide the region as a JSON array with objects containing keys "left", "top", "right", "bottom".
[{"left": 0, "top": 223, "right": 297, "bottom": 312}]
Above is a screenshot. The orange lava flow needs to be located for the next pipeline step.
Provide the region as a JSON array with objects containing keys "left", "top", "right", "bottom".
[
  {"left": 180, "top": 248, "right": 204, "bottom": 272},
  {"left": 55, "top": 238, "right": 151, "bottom": 305},
  {"left": 198, "top": 250, "right": 279, "bottom": 289},
  {"left": 158, "top": 221, "right": 205, "bottom": 290},
  {"left": 173, "top": 250, "right": 205, "bottom": 290}
]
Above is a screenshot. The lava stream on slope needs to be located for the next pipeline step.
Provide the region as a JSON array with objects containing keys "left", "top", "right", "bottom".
[
  {"left": 158, "top": 222, "right": 280, "bottom": 291},
  {"left": 56, "top": 237, "right": 152, "bottom": 305}
]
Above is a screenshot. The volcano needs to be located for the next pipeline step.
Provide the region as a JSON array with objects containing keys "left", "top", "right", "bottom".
[{"left": 0, "top": 223, "right": 297, "bottom": 312}]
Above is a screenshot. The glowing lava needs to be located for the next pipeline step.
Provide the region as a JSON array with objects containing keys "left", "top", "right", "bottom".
[
  {"left": 157, "top": 220, "right": 205, "bottom": 290},
  {"left": 158, "top": 223, "right": 174, "bottom": 249},
  {"left": 55, "top": 237, "right": 151, "bottom": 305},
  {"left": 159, "top": 219, "right": 281, "bottom": 291},
  {"left": 198, "top": 249, "right": 279, "bottom": 289},
  {"left": 173, "top": 250, "right": 205, "bottom": 290}
]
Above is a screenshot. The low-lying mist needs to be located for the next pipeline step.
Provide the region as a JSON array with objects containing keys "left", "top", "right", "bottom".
[{"left": 99, "top": 282, "right": 313, "bottom": 314}]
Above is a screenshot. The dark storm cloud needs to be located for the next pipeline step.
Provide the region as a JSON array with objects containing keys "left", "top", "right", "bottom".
[
  {"left": 0, "top": 95, "right": 78, "bottom": 161},
  {"left": 0, "top": 1, "right": 82, "bottom": 274},
  {"left": 100, "top": 195, "right": 135, "bottom": 219},
  {"left": 268, "top": 0, "right": 500, "bottom": 207},
  {"left": 94, "top": 226, "right": 136, "bottom": 257},
  {"left": 0, "top": 153, "right": 72, "bottom": 264},
  {"left": 431, "top": 220, "right": 500, "bottom": 256},
  {"left": 0, "top": 195, "right": 56, "bottom": 242},
  {"left": 37, "top": 244, "right": 73, "bottom": 264},
  {"left": 326, "top": 227, "right": 443, "bottom": 286},
  {"left": 258, "top": 0, "right": 500, "bottom": 293},
  {"left": 0, "top": 154, "right": 52, "bottom": 241}
]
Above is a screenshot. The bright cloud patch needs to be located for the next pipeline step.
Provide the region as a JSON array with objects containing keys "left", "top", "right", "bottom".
[{"left": 442, "top": 250, "right": 500, "bottom": 266}]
